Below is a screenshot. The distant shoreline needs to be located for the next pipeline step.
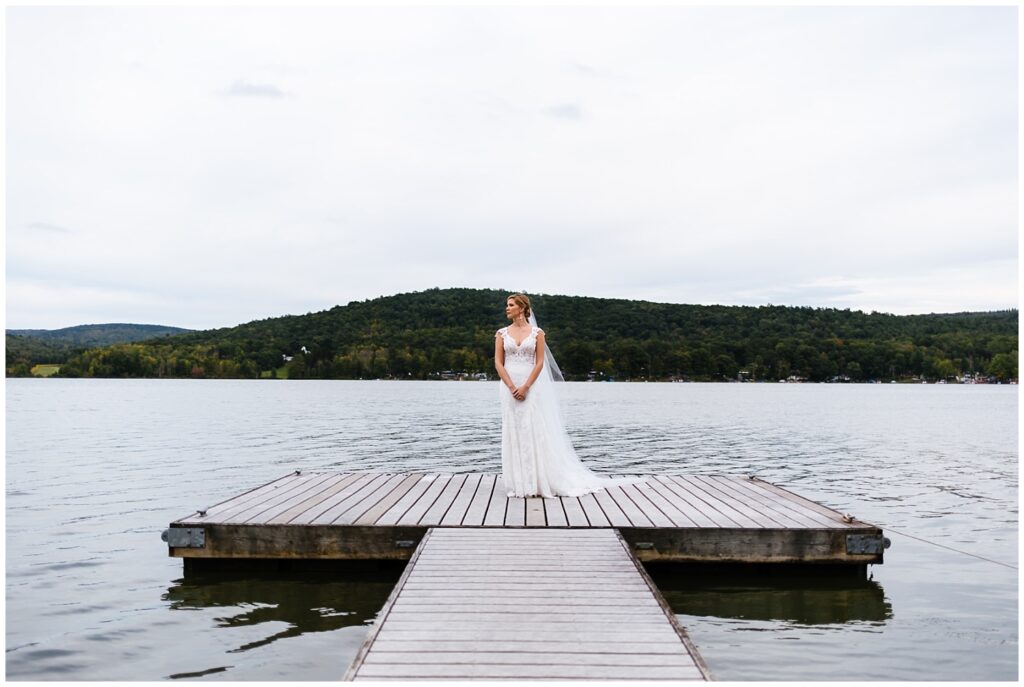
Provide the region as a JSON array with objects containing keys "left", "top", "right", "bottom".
[{"left": 12, "top": 373, "right": 1017, "bottom": 385}]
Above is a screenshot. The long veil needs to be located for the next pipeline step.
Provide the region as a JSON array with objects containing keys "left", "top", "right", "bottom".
[
  {"left": 518, "top": 310, "right": 646, "bottom": 497},
  {"left": 528, "top": 312, "right": 563, "bottom": 382}
]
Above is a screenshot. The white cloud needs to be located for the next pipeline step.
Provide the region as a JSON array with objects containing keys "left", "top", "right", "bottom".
[
  {"left": 25, "top": 222, "right": 73, "bottom": 234},
  {"left": 543, "top": 103, "right": 582, "bottom": 120},
  {"left": 221, "top": 80, "right": 288, "bottom": 98}
]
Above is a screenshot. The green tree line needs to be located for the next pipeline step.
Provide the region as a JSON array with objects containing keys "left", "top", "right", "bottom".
[{"left": 10, "top": 288, "right": 1019, "bottom": 382}]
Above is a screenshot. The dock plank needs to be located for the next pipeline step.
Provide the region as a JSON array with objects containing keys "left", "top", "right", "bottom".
[
  {"left": 266, "top": 473, "right": 364, "bottom": 525},
  {"left": 711, "top": 476, "right": 831, "bottom": 529},
  {"left": 289, "top": 473, "right": 383, "bottom": 525},
  {"left": 505, "top": 496, "right": 526, "bottom": 527},
  {"left": 630, "top": 480, "right": 699, "bottom": 527},
  {"left": 430, "top": 527, "right": 608, "bottom": 538},
  {"left": 542, "top": 497, "right": 568, "bottom": 527},
  {"left": 592, "top": 488, "right": 632, "bottom": 527},
  {"left": 685, "top": 475, "right": 790, "bottom": 528},
  {"left": 383, "top": 612, "right": 665, "bottom": 624},
  {"left": 384, "top": 603, "right": 659, "bottom": 615},
  {"left": 745, "top": 478, "right": 858, "bottom": 526},
  {"left": 579, "top": 493, "right": 611, "bottom": 526},
  {"left": 413, "top": 552, "right": 629, "bottom": 561},
  {"left": 723, "top": 476, "right": 838, "bottom": 527},
  {"left": 560, "top": 497, "right": 589, "bottom": 526},
  {"left": 663, "top": 475, "right": 761, "bottom": 528},
  {"left": 246, "top": 473, "right": 346, "bottom": 524},
  {"left": 394, "top": 589, "right": 655, "bottom": 601},
  {"left": 360, "top": 652, "right": 698, "bottom": 667},
  {"left": 620, "top": 483, "right": 674, "bottom": 527},
  {"left": 405, "top": 565, "right": 639, "bottom": 575},
  {"left": 192, "top": 472, "right": 323, "bottom": 524},
  {"left": 230, "top": 473, "right": 340, "bottom": 524},
  {"left": 355, "top": 474, "right": 426, "bottom": 526},
  {"left": 334, "top": 474, "right": 422, "bottom": 526},
  {"left": 525, "top": 497, "right": 546, "bottom": 527},
  {"left": 307, "top": 474, "right": 397, "bottom": 526},
  {"left": 394, "top": 597, "right": 661, "bottom": 608},
  {"left": 420, "top": 474, "right": 468, "bottom": 526},
  {"left": 482, "top": 477, "right": 508, "bottom": 527},
  {"left": 440, "top": 473, "right": 483, "bottom": 527},
  {"left": 184, "top": 471, "right": 307, "bottom": 522},
  {"left": 396, "top": 475, "right": 454, "bottom": 527},
  {"left": 604, "top": 486, "right": 654, "bottom": 527},
  {"left": 368, "top": 640, "right": 684, "bottom": 653},
  {"left": 376, "top": 475, "right": 441, "bottom": 526},
  {"left": 644, "top": 477, "right": 718, "bottom": 527},
  {"left": 373, "top": 628, "right": 681, "bottom": 643},
  {"left": 401, "top": 569, "right": 644, "bottom": 579},
  {"left": 306, "top": 474, "right": 396, "bottom": 525},
  {"left": 354, "top": 664, "right": 703, "bottom": 680},
  {"left": 654, "top": 475, "right": 743, "bottom": 527},
  {"left": 461, "top": 474, "right": 495, "bottom": 526}
]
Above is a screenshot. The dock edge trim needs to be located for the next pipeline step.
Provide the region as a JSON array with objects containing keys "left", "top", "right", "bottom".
[
  {"left": 342, "top": 527, "right": 433, "bottom": 681},
  {"left": 613, "top": 527, "right": 714, "bottom": 681}
]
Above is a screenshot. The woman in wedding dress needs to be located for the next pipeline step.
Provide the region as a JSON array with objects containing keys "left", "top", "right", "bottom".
[{"left": 494, "top": 293, "right": 644, "bottom": 498}]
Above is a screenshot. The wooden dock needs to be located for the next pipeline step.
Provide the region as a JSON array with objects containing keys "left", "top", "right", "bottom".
[
  {"left": 343, "top": 527, "right": 710, "bottom": 681},
  {"left": 164, "top": 472, "right": 888, "bottom": 567},
  {"left": 163, "top": 472, "right": 888, "bottom": 681}
]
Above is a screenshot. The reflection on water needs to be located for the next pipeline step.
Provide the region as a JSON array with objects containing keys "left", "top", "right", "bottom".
[
  {"left": 166, "top": 572, "right": 397, "bottom": 647},
  {"left": 649, "top": 565, "right": 891, "bottom": 625},
  {"left": 650, "top": 566, "right": 900, "bottom": 680},
  {"left": 162, "top": 566, "right": 401, "bottom": 680}
]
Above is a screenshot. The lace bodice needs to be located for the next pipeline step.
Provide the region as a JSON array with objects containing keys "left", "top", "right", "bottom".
[{"left": 498, "top": 326, "right": 540, "bottom": 367}]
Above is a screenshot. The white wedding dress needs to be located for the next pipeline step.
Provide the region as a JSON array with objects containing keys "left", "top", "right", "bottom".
[{"left": 498, "top": 324, "right": 645, "bottom": 498}]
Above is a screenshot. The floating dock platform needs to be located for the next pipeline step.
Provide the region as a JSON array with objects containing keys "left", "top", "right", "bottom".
[
  {"left": 163, "top": 471, "right": 887, "bottom": 681},
  {"left": 164, "top": 472, "right": 887, "bottom": 568}
]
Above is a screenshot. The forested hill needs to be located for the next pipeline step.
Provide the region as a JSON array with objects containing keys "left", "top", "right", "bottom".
[
  {"left": 28, "top": 288, "right": 1021, "bottom": 381},
  {"left": 6, "top": 323, "right": 193, "bottom": 373}
]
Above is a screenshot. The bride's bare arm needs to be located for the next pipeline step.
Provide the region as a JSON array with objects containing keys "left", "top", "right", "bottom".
[{"left": 494, "top": 332, "right": 516, "bottom": 391}]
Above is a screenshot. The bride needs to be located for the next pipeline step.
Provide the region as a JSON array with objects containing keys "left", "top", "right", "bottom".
[{"left": 494, "top": 293, "right": 644, "bottom": 498}]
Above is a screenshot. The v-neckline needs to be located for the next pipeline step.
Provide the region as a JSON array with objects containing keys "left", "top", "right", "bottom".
[{"left": 506, "top": 327, "right": 534, "bottom": 347}]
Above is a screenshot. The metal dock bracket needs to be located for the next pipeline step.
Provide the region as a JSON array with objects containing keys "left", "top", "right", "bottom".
[
  {"left": 846, "top": 533, "right": 891, "bottom": 555},
  {"left": 162, "top": 527, "right": 205, "bottom": 548}
]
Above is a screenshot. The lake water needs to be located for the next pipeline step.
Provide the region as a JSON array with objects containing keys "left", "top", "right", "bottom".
[{"left": 5, "top": 379, "right": 1018, "bottom": 680}]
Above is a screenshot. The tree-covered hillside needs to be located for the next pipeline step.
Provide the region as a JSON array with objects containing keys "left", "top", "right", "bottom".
[
  {"left": 42, "top": 288, "right": 1018, "bottom": 382},
  {"left": 6, "top": 323, "right": 192, "bottom": 375}
]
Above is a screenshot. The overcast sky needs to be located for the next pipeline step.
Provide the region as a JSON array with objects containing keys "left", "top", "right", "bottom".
[{"left": 6, "top": 5, "right": 1018, "bottom": 330}]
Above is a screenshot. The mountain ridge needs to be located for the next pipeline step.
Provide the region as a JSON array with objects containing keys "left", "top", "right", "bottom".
[{"left": 7, "top": 323, "right": 192, "bottom": 344}]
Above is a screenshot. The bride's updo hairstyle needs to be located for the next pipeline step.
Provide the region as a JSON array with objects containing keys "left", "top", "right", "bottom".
[{"left": 508, "top": 293, "right": 532, "bottom": 319}]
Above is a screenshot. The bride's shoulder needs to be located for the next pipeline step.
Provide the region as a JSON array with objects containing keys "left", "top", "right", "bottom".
[
  {"left": 495, "top": 326, "right": 507, "bottom": 337},
  {"left": 534, "top": 326, "right": 544, "bottom": 336}
]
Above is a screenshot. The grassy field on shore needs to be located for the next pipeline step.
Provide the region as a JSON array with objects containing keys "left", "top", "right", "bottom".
[{"left": 30, "top": 364, "right": 61, "bottom": 377}]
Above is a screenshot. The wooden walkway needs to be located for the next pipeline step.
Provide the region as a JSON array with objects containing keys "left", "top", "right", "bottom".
[
  {"left": 164, "top": 473, "right": 889, "bottom": 681},
  {"left": 166, "top": 472, "right": 887, "bottom": 566},
  {"left": 343, "top": 527, "right": 710, "bottom": 681}
]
